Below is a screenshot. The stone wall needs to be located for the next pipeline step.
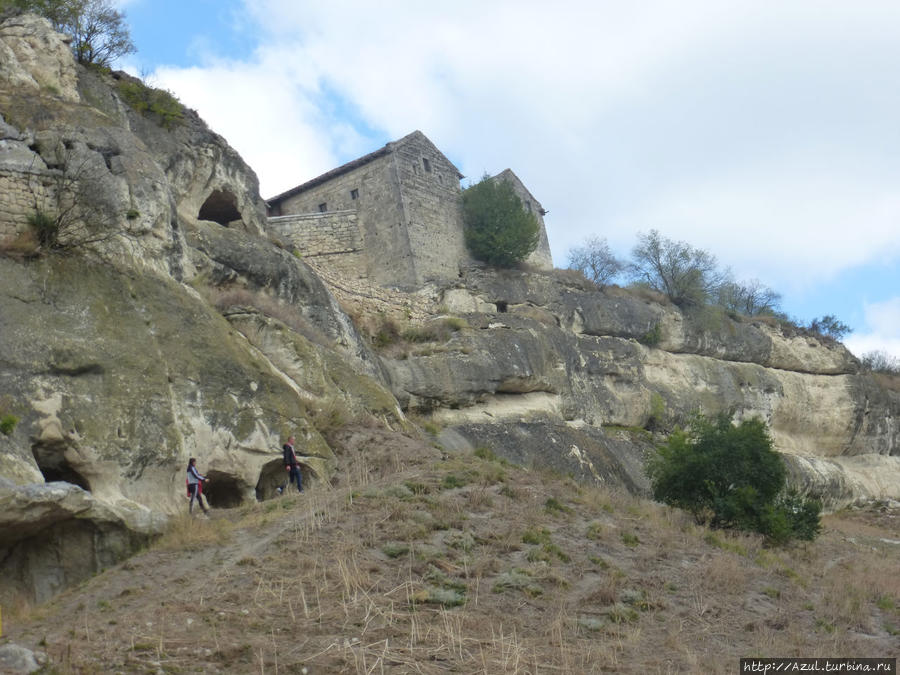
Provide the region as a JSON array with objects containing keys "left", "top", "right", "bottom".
[
  {"left": 271, "top": 152, "right": 415, "bottom": 285},
  {"left": 269, "top": 211, "right": 366, "bottom": 279},
  {"left": 391, "top": 133, "right": 469, "bottom": 284},
  {"left": 0, "top": 168, "right": 53, "bottom": 241},
  {"left": 303, "top": 256, "right": 436, "bottom": 324}
]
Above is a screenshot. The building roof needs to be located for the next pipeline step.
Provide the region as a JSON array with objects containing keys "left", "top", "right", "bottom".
[
  {"left": 492, "top": 168, "right": 547, "bottom": 216},
  {"left": 266, "top": 130, "right": 463, "bottom": 206}
]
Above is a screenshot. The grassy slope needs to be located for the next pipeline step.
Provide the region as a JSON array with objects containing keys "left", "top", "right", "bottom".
[{"left": 5, "top": 425, "right": 899, "bottom": 674}]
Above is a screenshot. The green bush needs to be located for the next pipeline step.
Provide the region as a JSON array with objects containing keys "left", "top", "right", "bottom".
[
  {"left": 0, "top": 414, "right": 19, "bottom": 435},
  {"left": 461, "top": 174, "right": 539, "bottom": 267},
  {"left": 27, "top": 209, "right": 59, "bottom": 248},
  {"left": 646, "top": 413, "right": 821, "bottom": 544},
  {"left": 117, "top": 80, "right": 184, "bottom": 130}
]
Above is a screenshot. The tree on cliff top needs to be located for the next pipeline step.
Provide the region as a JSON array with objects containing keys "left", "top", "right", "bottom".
[
  {"left": 462, "top": 175, "right": 540, "bottom": 268},
  {"left": 3, "top": 0, "right": 135, "bottom": 67},
  {"left": 629, "top": 229, "right": 729, "bottom": 307}
]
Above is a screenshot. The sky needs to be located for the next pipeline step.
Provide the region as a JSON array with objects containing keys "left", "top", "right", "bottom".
[{"left": 116, "top": 0, "right": 900, "bottom": 361}]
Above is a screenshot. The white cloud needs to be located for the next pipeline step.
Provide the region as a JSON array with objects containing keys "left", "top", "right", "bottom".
[
  {"left": 845, "top": 297, "right": 900, "bottom": 360},
  {"left": 148, "top": 0, "right": 900, "bottom": 299}
]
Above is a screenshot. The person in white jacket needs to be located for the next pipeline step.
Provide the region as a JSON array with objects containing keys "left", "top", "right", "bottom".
[{"left": 186, "top": 457, "right": 210, "bottom": 516}]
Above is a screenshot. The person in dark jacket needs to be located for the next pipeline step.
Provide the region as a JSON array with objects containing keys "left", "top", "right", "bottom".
[
  {"left": 280, "top": 436, "right": 303, "bottom": 493},
  {"left": 186, "top": 457, "right": 210, "bottom": 516}
]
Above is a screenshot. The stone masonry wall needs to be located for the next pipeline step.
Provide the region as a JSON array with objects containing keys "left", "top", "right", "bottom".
[
  {"left": 0, "top": 168, "right": 53, "bottom": 241},
  {"left": 268, "top": 210, "right": 436, "bottom": 324},
  {"left": 272, "top": 153, "right": 415, "bottom": 286},
  {"left": 303, "top": 255, "right": 436, "bottom": 325},
  {"left": 391, "top": 133, "right": 469, "bottom": 285},
  {"left": 269, "top": 210, "right": 367, "bottom": 280}
]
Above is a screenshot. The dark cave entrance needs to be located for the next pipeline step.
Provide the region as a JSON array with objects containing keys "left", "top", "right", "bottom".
[
  {"left": 496, "top": 301, "right": 508, "bottom": 313},
  {"left": 202, "top": 470, "right": 245, "bottom": 508},
  {"left": 32, "top": 445, "right": 91, "bottom": 491},
  {"left": 255, "top": 459, "right": 314, "bottom": 501},
  {"left": 198, "top": 189, "right": 242, "bottom": 226}
]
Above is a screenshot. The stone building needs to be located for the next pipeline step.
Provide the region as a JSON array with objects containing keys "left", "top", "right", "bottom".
[{"left": 266, "top": 131, "right": 552, "bottom": 289}]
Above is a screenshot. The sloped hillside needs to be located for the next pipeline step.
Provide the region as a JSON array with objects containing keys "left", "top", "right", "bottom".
[{"left": 3, "top": 426, "right": 898, "bottom": 673}]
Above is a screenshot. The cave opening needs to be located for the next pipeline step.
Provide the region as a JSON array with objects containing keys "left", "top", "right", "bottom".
[
  {"left": 203, "top": 470, "right": 245, "bottom": 508},
  {"left": 255, "top": 459, "right": 314, "bottom": 501},
  {"left": 198, "top": 189, "right": 242, "bottom": 226},
  {"left": 496, "top": 301, "right": 508, "bottom": 313},
  {"left": 32, "top": 445, "right": 91, "bottom": 491}
]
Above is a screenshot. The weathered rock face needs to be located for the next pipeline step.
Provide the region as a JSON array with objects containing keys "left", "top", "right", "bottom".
[
  {"left": 383, "top": 268, "right": 900, "bottom": 507},
  {"left": 0, "top": 14, "right": 398, "bottom": 603},
  {"left": 1, "top": 14, "right": 897, "bottom": 608}
]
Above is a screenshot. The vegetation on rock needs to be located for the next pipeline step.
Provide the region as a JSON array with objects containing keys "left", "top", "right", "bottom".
[
  {"left": 462, "top": 174, "right": 540, "bottom": 268},
  {"left": 116, "top": 78, "right": 184, "bottom": 130},
  {"left": 647, "top": 413, "right": 822, "bottom": 545},
  {"left": 2, "top": 0, "right": 135, "bottom": 67},
  {"left": 566, "top": 235, "right": 624, "bottom": 288}
]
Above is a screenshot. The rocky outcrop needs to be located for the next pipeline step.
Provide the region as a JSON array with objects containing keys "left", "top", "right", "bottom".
[
  {"left": 0, "top": 14, "right": 400, "bottom": 603},
  {"left": 382, "top": 268, "right": 899, "bottom": 508},
  {"left": 0, "top": 14, "right": 897, "bottom": 607}
]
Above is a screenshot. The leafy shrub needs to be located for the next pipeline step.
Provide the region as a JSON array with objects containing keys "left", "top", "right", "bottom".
[
  {"left": 647, "top": 413, "right": 821, "bottom": 544},
  {"left": 462, "top": 174, "right": 539, "bottom": 267},
  {"left": 117, "top": 79, "right": 184, "bottom": 130},
  {"left": 639, "top": 323, "right": 663, "bottom": 347},
  {"left": 807, "top": 315, "right": 852, "bottom": 341},
  {"left": 0, "top": 414, "right": 19, "bottom": 435},
  {"left": 27, "top": 209, "right": 59, "bottom": 248}
]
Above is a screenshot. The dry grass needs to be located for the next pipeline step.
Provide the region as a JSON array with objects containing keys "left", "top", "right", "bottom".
[
  {"left": 5, "top": 428, "right": 898, "bottom": 673},
  {"left": 204, "top": 285, "right": 336, "bottom": 348}
]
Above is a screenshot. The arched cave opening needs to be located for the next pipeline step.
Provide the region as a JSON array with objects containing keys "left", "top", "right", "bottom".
[
  {"left": 255, "top": 459, "right": 315, "bottom": 501},
  {"left": 496, "top": 301, "right": 508, "bottom": 313},
  {"left": 203, "top": 470, "right": 245, "bottom": 509},
  {"left": 31, "top": 445, "right": 91, "bottom": 491},
  {"left": 198, "top": 189, "right": 242, "bottom": 226}
]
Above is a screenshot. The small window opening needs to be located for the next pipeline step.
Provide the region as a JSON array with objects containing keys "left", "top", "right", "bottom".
[
  {"left": 318, "top": 202, "right": 328, "bottom": 213},
  {"left": 350, "top": 189, "right": 359, "bottom": 200},
  {"left": 524, "top": 201, "right": 532, "bottom": 213},
  {"left": 496, "top": 301, "right": 508, "bottom": 313},
  {"left": 423, "top": 157, "right": 431, "bottom": 172}
]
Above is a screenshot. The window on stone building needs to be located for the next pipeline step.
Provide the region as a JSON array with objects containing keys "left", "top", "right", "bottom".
[
  {"left": 524, "top": 201, "right": 532, "bottom": 213},
  {"left": 350, "top": 189, "right": 359, "bottom": 200},
  {"left": 423, "top": 157, "right": 431, "bottom": 173},
  {"left": 318, "top": 202, "right": 327, "bottom": 212}
]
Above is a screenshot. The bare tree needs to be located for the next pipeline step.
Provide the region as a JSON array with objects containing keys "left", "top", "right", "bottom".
[
  {"left": 27, "top": 140, "right": 134, "bottom": 252},
  {"left": 628, "top": 230, "right": 729, "bottom": 307},
  {"left": 9, "top": 0, "right": 135, "bottom": 67},
  {"left": 566, "top": 236, "right": 624, "bottom": 288},
  {"left": 716, "top": 279, "right": 782, "bottom": 316}
]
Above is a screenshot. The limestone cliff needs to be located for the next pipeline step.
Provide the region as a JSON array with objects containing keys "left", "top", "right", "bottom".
[
  {"left": 0, "top": 14, "right": 398, "bottom": 602},
  {"left": 382, "top": 269, "right": 899, "bottom": 507},
  {"left": 0, "top": 15, "right": 897, "bottom": 606}
]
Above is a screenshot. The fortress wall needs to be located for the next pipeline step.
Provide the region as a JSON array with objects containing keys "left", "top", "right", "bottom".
[
  {"left": 302, "top": 254, "right": 435, "bottom": 324},
  {"left": 0, "top": 169, "right": 53, "bottom": 241},
  {"left": 269, "top": 211, "right": 366, "bottom": 279},
  {"left": 270, "top": 154, "right": 415, "bottom": 286},
  {"left": 392, "top": 135, "right": 469, "bottom": 284}
]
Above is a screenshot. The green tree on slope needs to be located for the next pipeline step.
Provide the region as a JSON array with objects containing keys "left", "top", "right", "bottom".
[{"left": 647, "top": 413, "right": 821, "bottom": 544}]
